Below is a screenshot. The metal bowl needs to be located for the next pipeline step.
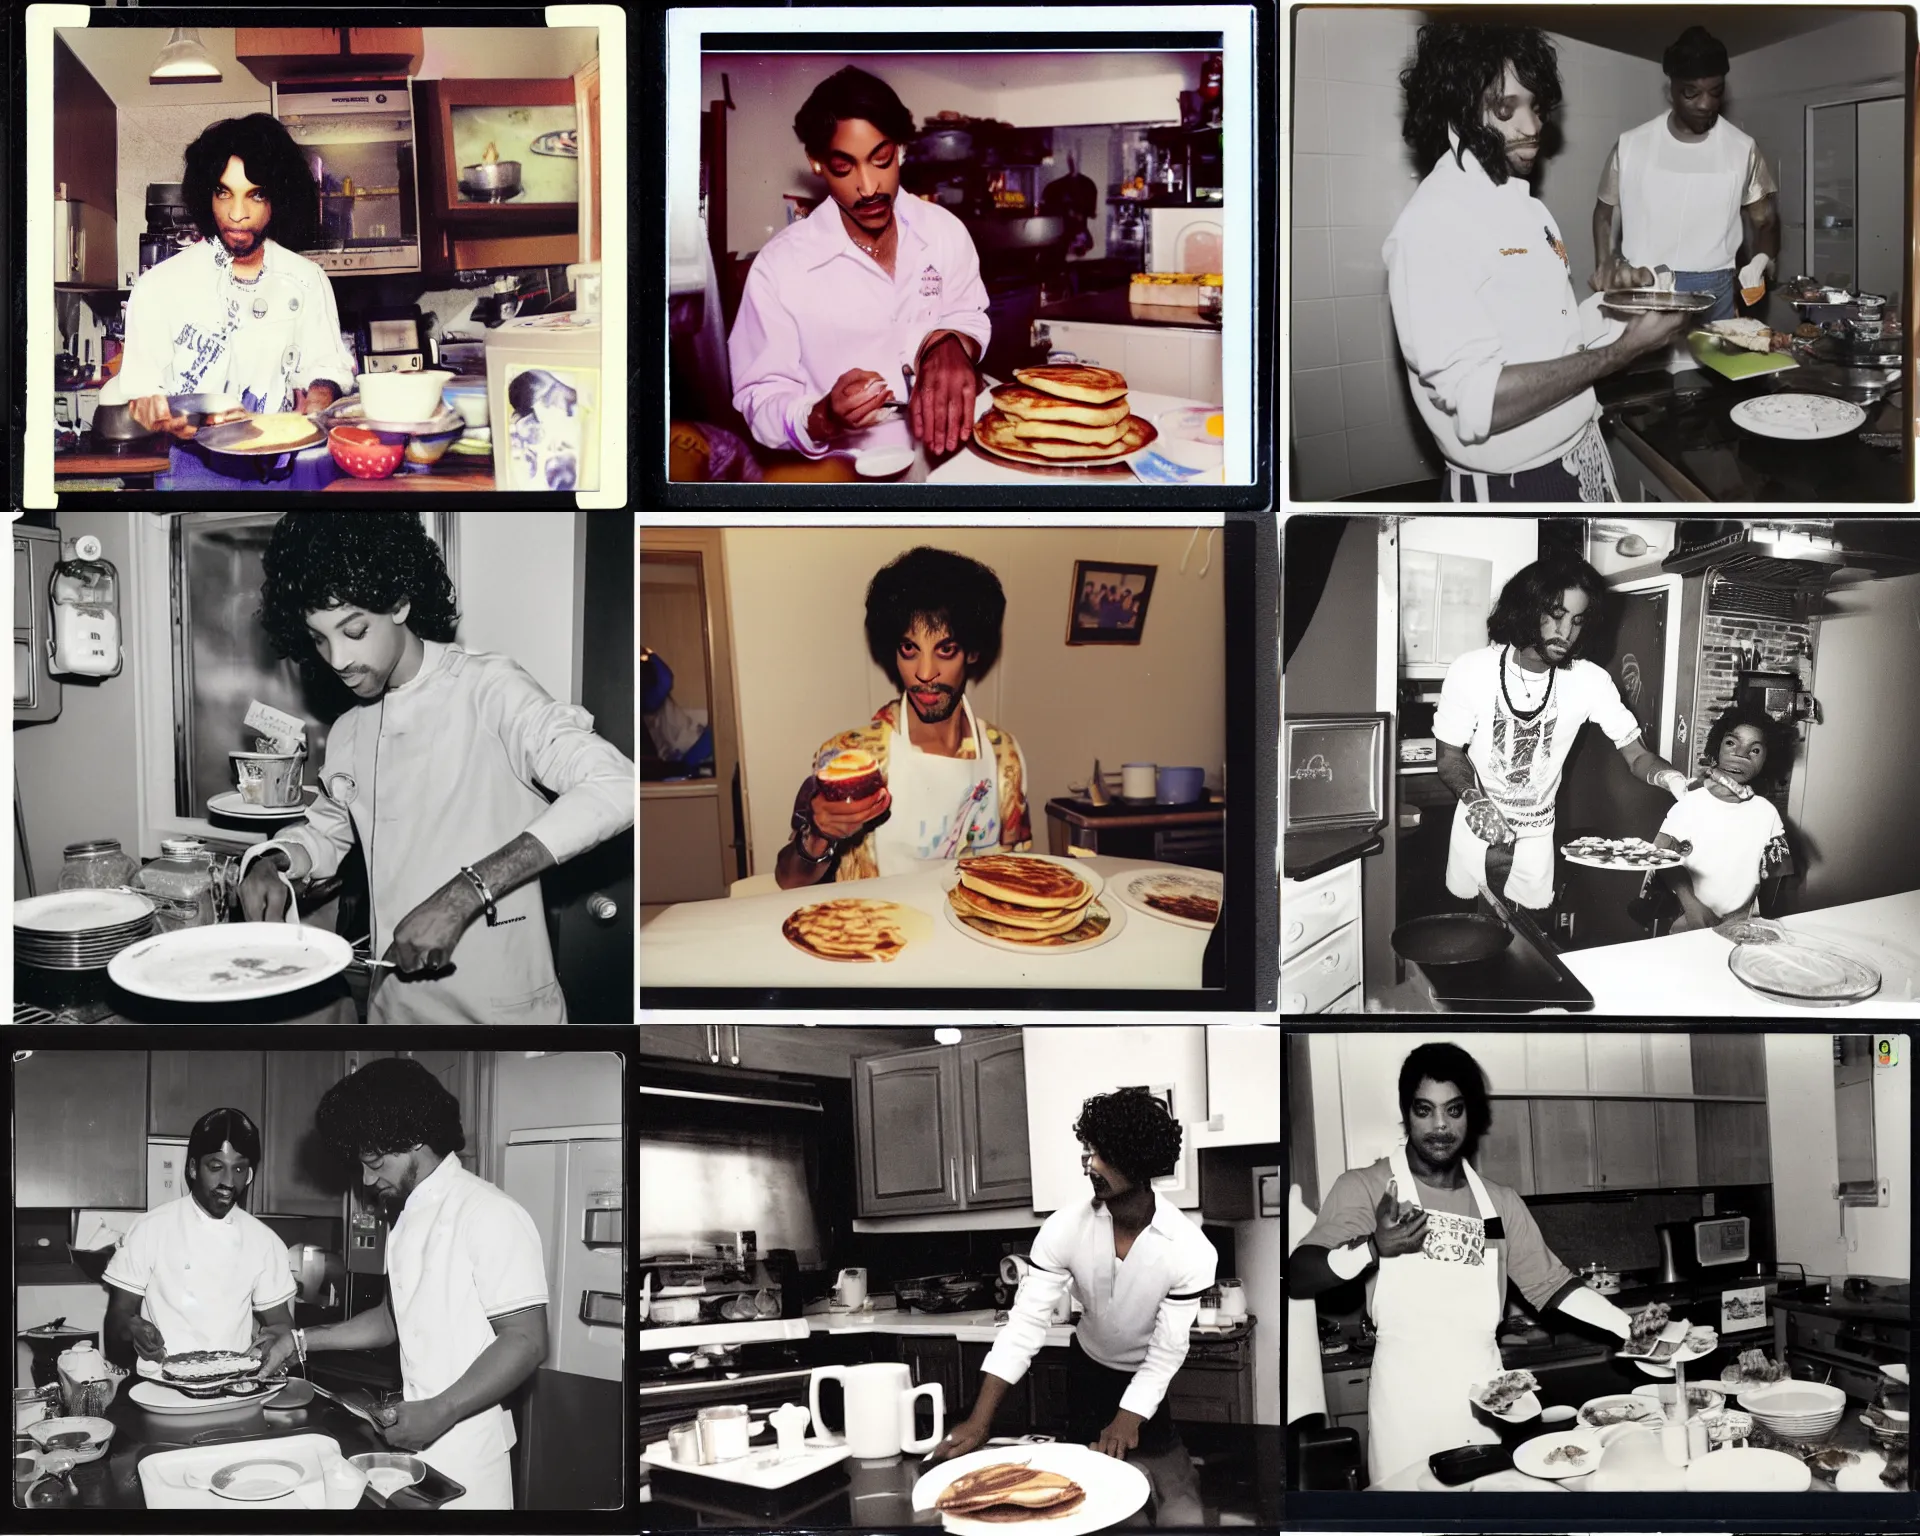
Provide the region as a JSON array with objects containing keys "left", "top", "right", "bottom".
[
  {"left": 460, "top": 160, "right": 522, "bottom": 193},
  {"left": 349, "top": 1452, "right": 427, "bottom": 1500},
  {"left": 1600, "top": 289, "right": 1719, "bottom": 315}
]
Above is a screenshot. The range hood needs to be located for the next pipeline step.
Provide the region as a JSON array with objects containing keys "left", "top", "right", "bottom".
[{"left": 1663, "top": 521, "right": 1920, "bottom": 589}]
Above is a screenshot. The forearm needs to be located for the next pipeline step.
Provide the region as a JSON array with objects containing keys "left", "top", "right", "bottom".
[
  {"left": 1434, "top": 748, "right": 1487, "bottom": 808},
  {"left": 1286, "top": 1241, "right": 1372, "bottom": 1299},
  {"left": 1592, "top": 203, "right": 1617, "bottom": 272},
  {"left": 774, "top": 829, "right": 835, "bottom": 890},
  {"left": 1489, "top": 343, "right": 1628, "bottom": 434},
  {"left": 431, "top": 1332, "right": 543, "bottom": 1424},
  {"left": 461, "top": 831, "right": 558, "bottom": 908},
  {"left": 303, "top": 1304, "right": 399, "bottom": 1353},
  {"left": 968, "top": 1372, "right": 1015, "bottom": 1428},
  {"left": 917, "top": 330, "right": 981, "bottom": 370},
  {"left": 1622, "top": 744, "right": 1684, "bottom": 789},
  {"left": 1745, "top": 209, "right": 1779, "bottom": 269}
]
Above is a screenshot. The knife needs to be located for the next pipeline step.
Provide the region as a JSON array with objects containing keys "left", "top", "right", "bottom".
[{"left": 300, "top": 1379, "right": 385, "bottom": 1430}]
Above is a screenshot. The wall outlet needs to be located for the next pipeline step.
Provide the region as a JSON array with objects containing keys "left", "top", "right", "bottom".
[{"left": 1555, "top": 911, "right": 1576, "bottom": 939}]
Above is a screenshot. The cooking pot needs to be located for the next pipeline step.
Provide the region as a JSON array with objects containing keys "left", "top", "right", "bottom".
[{"left": 460, "top": 160, "right": 522, "bottom": 197}]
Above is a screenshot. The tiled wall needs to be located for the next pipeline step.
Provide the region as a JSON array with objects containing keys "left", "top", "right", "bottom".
[{"left": 1691, "top": 611, "right": 1813, "bottom": 813}]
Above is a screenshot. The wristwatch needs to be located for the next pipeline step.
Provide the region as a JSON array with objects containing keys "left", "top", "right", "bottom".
[{"left": 790, "top": 809, "right": 837, "bottom": 865}]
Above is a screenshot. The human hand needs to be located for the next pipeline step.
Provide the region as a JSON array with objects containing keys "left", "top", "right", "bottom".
[
  {"left": 1465, "top": 796, "right": 1513, "bottom": 845},
  {"left": 1653, "top": 768, "right": 1690, "bottom": 802},
  {"left": 125, "top": 1316, "right": 169, "bottom": 1363},
  {"left": 238, "top": 851, "right": 294, "bottom": 922},
  {"left": 822, "top": 370, "right": 894, "bottom": 437},
  {"left": 293, "top": 384, "right": 337, "bottom": 417},
  {"left": 249, "top": 1323, "right": 298, "bottom": 1379},
  {"left": 376, "top": 1395, "right": 457, "bottom": 1453},
  {"left": 808, "top": 785, "right": 893, "bottom": 842},
  {"left": 381, "top": 881, "right": 483, "bottom": 976},
  {"left": 1091, "top": 1409, "right": 1144, "bottom": 1459},
  {"left": 129, "top": 393, "right": 199, "bottom": 439},
  {"left": 1372, "top": 1181, "right": 1428, "bottom": 1259},
  {"left": 925, "top": 1417, "right": 991, "bottom": 1464},
  {"left": 908, "top": 335, "right": 979, "bottom": 457},
  {"left": 1616, "top": 308, "right": 1690, "bottom": 359}
]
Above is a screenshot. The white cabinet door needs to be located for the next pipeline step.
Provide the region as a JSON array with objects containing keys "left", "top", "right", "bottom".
[
  {"left": 1586, "top": 1034, "right": 1647, "bottom": 1093},
  {"left": 1023, "top": 1028, "right": 1206, "bottom": 1211},
  {"left": 1646, "top": 1034, "right": 1695, "bottom": 1095},
  {"left": 1465, "top": 1035, "right": 1527, "bottom": 1095},
  {"left": 1193, "top": 1026, "right": 1280, "bottom": 1147},
  {"left": 1335, "top": 1032, "right": 1456, "bottom": 1171},
  {"left": 1524, "top": 1035, "right": 1588, "bottom": 1092}
]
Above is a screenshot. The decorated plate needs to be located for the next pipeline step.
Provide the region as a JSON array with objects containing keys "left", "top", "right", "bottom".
[
  {"left": 943, "top": 893, "right": 1123, "bottom": 955},
  {"left": 1578, "top": 1394, "right": 1665, "bottom": 1430},
  {"left": 129, "top": 1380, "right": 252, "bottom": 1415},
  {"left": 1513, "top": 1428, "right": 1604, "bottom": 1480},
  {"left": 108, "top": 922, "right": 354, "bottom": 1002},
  {"left": 207, "top": 786, "right": 318, "bottom": 819},
  {"left": 1560, "top": 836, "right": 1684, "bottom": 870},
  {"left": 1729, "top": 393, "right": 1866, "bottom": 441},
  {"left": 1113, "top": 868, "right": 1223, "bottom": 929}
]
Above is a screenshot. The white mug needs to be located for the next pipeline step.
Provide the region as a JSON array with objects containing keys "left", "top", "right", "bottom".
[
  {"left": 809, "top": 1363, "right": 943, "bottom": 1459},
  {"left": 834, "top": 1268, "right": 868, "bottom": 1309},
  {"left": 1122, "top": 762, "right": 1157, "bottom": 799},
  {"left": 1197, "top": 1306, "right": 1219, "bottom": 1327}
]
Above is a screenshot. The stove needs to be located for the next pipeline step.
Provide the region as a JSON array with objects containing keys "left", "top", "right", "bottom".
[{"left": 1417, "top": 909, "right": 1594, "bottom": 1012}]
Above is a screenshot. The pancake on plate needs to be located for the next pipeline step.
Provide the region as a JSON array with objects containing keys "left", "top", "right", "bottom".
[
  {"left": 956, "top": 855, "right": 1092, "bottom": 910},
  {"left": 993, "top": 383, "right": 1131, "bottom": 430},
  {"left": 782, "top": 899, "right": 927, "bottom": 962},
  {"left": 210, "top": 413, "right": 320, "bottom": 453},
  {"left": 949, "top": 897, "right": 1111, "bottom": 947},
  {"left": 935, "top": 1463, "right": 1087, "bottom": 1521},
  {"left": 1011, "top": 365, "right": 1129, "bottom": 405},
  {"left": 161, "top": 1349, "right": 262, "bottom": 1385},
  {"left": 947, "top": 882, "right": 1090, "bottom": 936},
  {"left": 973, "top": 409, "right": 1154, "bottom": 465}
]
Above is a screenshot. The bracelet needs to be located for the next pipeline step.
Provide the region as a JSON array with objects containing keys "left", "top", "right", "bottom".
[
  {"left": 792, "top": 828, "right": 836, "bottom": 866},
  {"left": 458, "top": 865, "right": 525, "bottom": 928}
]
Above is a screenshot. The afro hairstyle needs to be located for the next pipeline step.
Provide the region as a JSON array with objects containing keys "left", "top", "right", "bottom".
[
  {"left": 1487, "top": 547, "right": 1606, "bottom": 661},
  {"left": 1399, "top": 22, "right": 1563, "bottom": 185},
  {"left": 864, "top": 547, "right": 1006, "bottom": 682},
  {"left": 259, "top": 513, "right": 460, "bottom": 679},
  {"left": 187, "top": 1107, "right": 263, "bottom": 1171},
  {"left": 181, "top": 113, "right": 321, "bottom": 252},
  {"left": 793, "top": 66, "right": 916, "bottom": 163},
  {"left": 1663, "top": 26, "right": 1729, "bottom": 81},
  {"left": 1397, "top": 1042, "right": 1493, "bottom": 1145},
  {"left": 315, "top": 1057, "right": 467, "bottom": 1161},
  {"left": 1700, "top": 701, "right": 1795, "bottom": 789},
  {"left": 1072, "top": 1087, "right": 1183, "bottom": 1186}
]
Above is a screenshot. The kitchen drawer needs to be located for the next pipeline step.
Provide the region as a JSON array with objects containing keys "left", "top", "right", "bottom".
[
  {"left": 1788, "top": 1312, "right": 1910, "bottom": 1356},
  {"left": 1324, "top": 983, "right": 1362, "bottom": 1014},
  {"left": 1282, "top": 921, "right": 1360, "bottom": 1015},
  {"left": 1322, "top": 1365, "right": 1370, "bottom": 1419},
  {"left": 1283, "top": 859, "right": 1361, "bottom": 962}
]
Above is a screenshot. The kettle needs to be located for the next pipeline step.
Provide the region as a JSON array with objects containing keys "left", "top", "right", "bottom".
[
  {"left": 834, "top": 1268, "right": 868, "bottom": 1309},
  {"left": 809, "top": 1363, "right": 943, "bottom": 1460},
  {"left": 55, "top": 1341, "right": 125, "bottom": 1419}
]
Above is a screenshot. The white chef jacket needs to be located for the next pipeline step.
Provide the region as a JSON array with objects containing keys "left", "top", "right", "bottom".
[
  {"left": 728, "top": 192, "right": 991, "bottom": 457},
  {"left": 386, "top": 1155, "right": 548, "bottom": 1500},
  {"left": 1384, "top": 130, "right": 1599, "bottom": 475},
  {"left": 980, "top": 1190, "right": 1217, "bottom": 1421},
  {"left": 1604, "top": 115, "right": 1773, "bottom": 274},
  {"left": 103, "top": 1195, "right": 295, "bottom": 1355},
  {"left": 98, "top": 238, "right": 357, "bottom": 414},
  {"left": 242, "top": 640, "right": 636, "bottom": 1024}
]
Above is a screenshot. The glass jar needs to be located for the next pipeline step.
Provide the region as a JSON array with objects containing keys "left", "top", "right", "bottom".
[
  {"left": 136, "top": 838, "right": 217, "bottom": 933},
  {"left": 57, "top": 839, "right": 138, "bottom": 891}
]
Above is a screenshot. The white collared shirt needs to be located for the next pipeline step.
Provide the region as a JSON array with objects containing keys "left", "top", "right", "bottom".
[
  {"left": 1384, "top": 132, "right": 1599, "bottom": 474},
  {"left": 980, "top": 1189, "right": 1217, "bottom": 1421},
  {"left": 103, "top": 1195, "right": 295, "bottom": 1355},
  {"left": 727, "top": 193, "right": 992, "bottom": 456},
  {"left": 386, "top": 1154, "right": 548, "bottom": 1470}
]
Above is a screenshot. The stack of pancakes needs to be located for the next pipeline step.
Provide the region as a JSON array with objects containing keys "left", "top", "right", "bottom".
[
  {"left": 782, "top": 898, "right": 917, "bottom": 962},
  {"left": 935, "top": 1464, "right": 1087, "bottom": 1522},
  {"left": 946, "top": 855, "right": 1098, "bottom": 943},
  {"left": 975, "top": 367, "right": 1149, "bottom": 465}
]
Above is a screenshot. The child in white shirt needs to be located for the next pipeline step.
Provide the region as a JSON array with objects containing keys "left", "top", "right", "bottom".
[{"left": 1654, "top": 706, "right": 1794, "bottom": 932}]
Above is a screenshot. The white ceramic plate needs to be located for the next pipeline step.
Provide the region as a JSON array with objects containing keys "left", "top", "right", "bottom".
[
  {"left": 1631, "top": 1326, "right": 1720, "bottom": 1375},
  {"left": 1469, "top": 1381, "right": 1541, "bottom": 1423},
  {"left": 1512, "top": 1428, "right": 1605, "bottom": 1480},
  {"left": 942, "top": 893, "right": 1125, "bottom": 955},
  {"left": 1682, "top": 1446, "right": 1812, "bottom": 1492},
  {"left": 1559, "top": 836, "right": 1684, "bottom": 870},
  {"left": 210, "top": 1457, "right": 309, "bottom": 1501},
  {"left": 129, "top": 1382, "right": 255, "bottom": 1416},
  {"left": 108, "top": 922, "right": 354, "bottom": 1002},
  {"left": 207, "top": 787, "right": 318, "bottom": 819},
  {"left": 911, "top": 1444, "right": 1149, "bottom": 1536},
  {"left": 1578, "top": 1394, "right": 1666, "bottom": 1431},
  {"left": 1729, "top": 393, "right": 1867, "bottom": 441},
  {"left": 14, "top": 887, "right": 156, "bottom": 933},
  {"left": 1834, "top": 1451, "right": 1895, "bottom": 1492},
  {"left": 1113, "top": 868, "right": 1223, "bottom": 930}
]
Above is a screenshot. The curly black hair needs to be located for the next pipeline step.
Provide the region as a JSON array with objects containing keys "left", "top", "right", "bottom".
[
  {"left": 1397, "top": 1043, "right": 1493, "bottom": 1144},
  {"left": 1072, "top": 1088, "right": 1183, "bottom": 1186},
  {"left": 315, "top": 1057, "right": 467, "bottom": 1160},
  {"left": 1663, "top": 26, "right": 1728, "bottom": 81},
  {"left": 181, "top": 113, "right": 321, "bottom": 252},
  {"left": 1486, "top": 548, "right": 1605, "bottom": 663},
  {"left": 188, "top": 1107, "right": 263, "bottom": 1170},
  {"left": 793, "top": 66, "right": 916, "bottom": 162},
  {"left": 259, "top": 513, "right": 460, "bottom": 674},
  {"left": 1700, "top": 702, "right": 1795, "bottom": 789},
  {"left": 864, "top": 547, "right": 1006, "bottom": 682},
  {"left": 1399, "top": 22, "right": 1562, "bottom": 184}
]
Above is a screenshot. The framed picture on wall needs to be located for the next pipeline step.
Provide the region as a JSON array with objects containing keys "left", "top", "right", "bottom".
[{"left": 1066, "top": 560, "right": 1157, "bottom": 645}]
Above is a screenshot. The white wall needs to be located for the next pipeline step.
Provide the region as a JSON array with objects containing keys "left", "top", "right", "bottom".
[
  {"left": 1850, "top": 1036, "right": 1910, "bottom": 1280},
  {"left": 1400, "top": 517, "right": 1539, "bottom": 613},
  {"left": 1235, "top": 1210, "right": 1282, "bottom": 1424},
  {"left": 452, "top": 512, "right": 581, "bottom": 703},
  {"left": 1765, "top": 1034, "right": 1847, "bottom": 1276},
  {"left": 492, "top": 1050, "right": 624, "bottom": 1141},
  {"left": 720, "top": 527, "right": 1225, "bottom": 876},
  {"left": 1305, "top": 1032, "right": 1346, "bottom": 1207}
]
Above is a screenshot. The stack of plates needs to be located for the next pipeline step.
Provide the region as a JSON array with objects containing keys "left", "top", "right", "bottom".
[
  {"left": 1741, "top": 1381, "right": 1847, "bottom": 1441},
  {"left": 14, "top": 889, "right": 157, "bottom": 971}
]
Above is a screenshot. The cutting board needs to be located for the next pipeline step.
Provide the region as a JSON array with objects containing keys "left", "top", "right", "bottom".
[{"left": 1687, "top": 332, "right": 1797, "bottom": 380}]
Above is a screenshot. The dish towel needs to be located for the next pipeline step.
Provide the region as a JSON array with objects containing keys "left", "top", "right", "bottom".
[{"left": 235, "top": 845, "right": 304, "bottom": 925}]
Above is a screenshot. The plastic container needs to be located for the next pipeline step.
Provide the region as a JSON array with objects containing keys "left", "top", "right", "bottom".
[
  {"left": 136, "top": 839, "right": 216, "bottom": 933},
  {"left": 57, "top": 839, "right": 138, "bottom": 892},
  {"left": 484, "top": 312, "right": 601, "bottom": 491}
]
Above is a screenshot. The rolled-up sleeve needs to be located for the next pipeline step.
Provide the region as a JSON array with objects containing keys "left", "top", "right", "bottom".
[
  {"left": 1117, "top": 1246, "right": 1217, "bottom": 1421},
  {"left": 1385, "top": 225, "right": 1506, "bottom": 447},
  {"left": 924, "top": 221, "right": 992, "bottom": 363},
  {"left": 481, "top": 662, "right": 637, "bottom": 863},
  {"left": 729, "top": 255, "right": 826, "bottom": 456}
]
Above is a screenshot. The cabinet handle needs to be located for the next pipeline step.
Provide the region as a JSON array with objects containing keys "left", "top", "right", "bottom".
[
  {"left": 969, "top": 1154, "right": 978, "bottom": 1195},
  {"left": 948, "top": 1158, "right": 956, "bottom": 1203},
  {"left": 728, "top": 1025, "right": 740, "bottom": 1066}
]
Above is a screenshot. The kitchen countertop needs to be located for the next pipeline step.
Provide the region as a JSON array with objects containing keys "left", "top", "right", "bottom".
[
  {"left": 1598, "top": 365, "right": 1907, "bottom": 502},
  {"left": 1557, "top": 889, "right": 1920, "bottom": 1015},
  {"left": 1033, "top": 287, "right": 1222, "bottom": 331},
  {"left": 804, "top": 1303, "right": 1075, "bottom": 1347},
  {"left": 1772, "top": 1281, "right": 1912, "bottom": 1324},
  {"left": 638, "top": 1421, "right": 1281, "bottom": 1529},
  {"left": 1413, "top": 905, "right": 1595, "bottom": 1013}
]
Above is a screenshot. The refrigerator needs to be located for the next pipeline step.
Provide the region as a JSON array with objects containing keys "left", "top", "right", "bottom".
[{"left": 503, "top": 1124, "right": 624, "bottom": 1510}]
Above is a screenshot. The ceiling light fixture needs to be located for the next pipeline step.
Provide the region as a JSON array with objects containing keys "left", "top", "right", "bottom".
[{"left": 149, "top": 27, "right": 223, "bottom": 85}]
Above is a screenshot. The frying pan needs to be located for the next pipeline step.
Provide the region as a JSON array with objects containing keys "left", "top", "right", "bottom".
[{"left": 1390, "top": 878, "right": 1515, "bottom": 967}]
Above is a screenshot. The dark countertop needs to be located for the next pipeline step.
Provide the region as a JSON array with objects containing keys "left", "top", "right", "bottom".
[
  {"left": 1413, "top": 907, "right": 1595, "bottom": 1012},
  {"left": 1033, "top": 287, "right": 1222, "bottom": 331},
  {"left": 1284, "top": 827, "right": 1383, "bottom": 881},
  {"left": 1772, "top": 1281, "right": 1912, "bottom": 1324},
  {"left": 1598, "top": 365, "right": 1908, "bottom": 502},
  {"left": 639, "top": 1422, "right": 1280, "bottom": 1530}
]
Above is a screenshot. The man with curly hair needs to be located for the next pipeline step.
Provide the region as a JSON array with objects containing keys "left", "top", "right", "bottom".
[
  {"left": 775, "top": 547, "right": 1030, "bottom": 888},
  {"left": 236, "top": 514, "right": 636, "bottom": 1022},
  {"left": 98, "top": 114, "right": 357, "bottom": 488},
  {"left": 252, "top": 1060, "right": 546, "bottom": 1509},
  {"left": 1383, "top": 23, "right": 1689, "bottom": 501},
  {"left": 931, "top": 1088, "right": 1215, "bottom": 1516}
]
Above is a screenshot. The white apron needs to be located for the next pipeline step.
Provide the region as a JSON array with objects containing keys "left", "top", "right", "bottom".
[
  {"left": 1364, "top": 1147, "right": 1508, "bottom": 1486},
  {"left": 1445, "top": 816, "right": 1556, "bottom": 909},
  {"left": 870, "top": 696, "right": 1002, "bottom": 876}
]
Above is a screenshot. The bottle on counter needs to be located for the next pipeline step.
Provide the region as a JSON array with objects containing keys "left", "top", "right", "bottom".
[{"left": 137, "top": 837, "right": 217, "bottom": 933}]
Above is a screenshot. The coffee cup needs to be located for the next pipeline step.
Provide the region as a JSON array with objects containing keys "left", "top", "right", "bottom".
[
  {"left": 696, "top": 1403, "right": 751, "bottom": 1462},
  {"left": 231, "top": 750, "right": 304, "bottom": 808},
  {"left": 1122, "top": 762, "right": 1157, "bottom": 800},
  {"left": 1156, "top": 766, "right": 1207, "bottom": 804}
]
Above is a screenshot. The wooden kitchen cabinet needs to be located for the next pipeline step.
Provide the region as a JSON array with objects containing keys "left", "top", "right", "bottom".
[
  {"left": 1477, "top": 1099, "right": 1535, "bottom": 1194},
  {"left": 1585, "top": 1033, "right": 1647, "bottom": 1094},
  {"left": 52, "top": 37, "right": 118, "bottom": 288},
  {"left": 1026, "top": 1347, "right": 1077, "bottom": 1437},
  {"left": 1695, "top": 1102, "right": 1771, "bottom": 1185},
  {"left": 1524, "top": 1035, "right": 1588, "bottom": 1092},
  {"left": 897, "top": 1336, "right": 964, "bottom": 1436},
  {"left": 1691, "top": 1035, "right": 1767, "bottom": 1099},
  {"left": 236, "top": 27, "right": 423, "bottom": 80},
  {"left": 957, "top": 1035, "right": 1032, "bottom": 1206},
  {"left": 1655, "top": 1101, "right": 1701, "bottom": 1186},
  {"left": 414, "top": 78, "right": 581, "bottom": 277},
  {"left": 1647, "top": 1033, "right": 1694, "bottom": 1095},
  {"left": 258, "top": 1051, "right": 347, "bottom": 1216},
  {"left": 1164, "top": 1336, "right": 1255, "bottom": 1424},
  {"left": 1529, "top": 1098, "right": 1596, "bottom": 1193},
  {"left": 958, "top": 1340, "right": 1035, "bottom": 1434},
  {"left": 149, "top": 1051, "right": 265, "bottom": 1138},
  {"left": 856, "top": 1047, "right": 965, "bottom": 1216},
  {"left": 636, "top": 1024, "right": 711, "bottom": 1064},
  {"left": 1591, "top": 1099, "right": 1658, "bottom": 1189},
  {"left": 17, "top": 1051, "right": 148, "bottom": 1208}
]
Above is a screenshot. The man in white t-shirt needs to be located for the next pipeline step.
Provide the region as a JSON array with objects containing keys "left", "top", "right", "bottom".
[
  {"left": 1654, "top": 705, "right": 1794, "bottom": 930},
  {"left": 254, "top": 1060, "right": 547, "bottom": 1510},
  {"left": 104, "top": 1109, "right": 294, "bottom": 1370},
  {"left": 1590, "top": 26, "right": 1779, "bottom": 325},
  {"left": 1433, "top": 550, "right": 1694, "bottom": 915}
]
